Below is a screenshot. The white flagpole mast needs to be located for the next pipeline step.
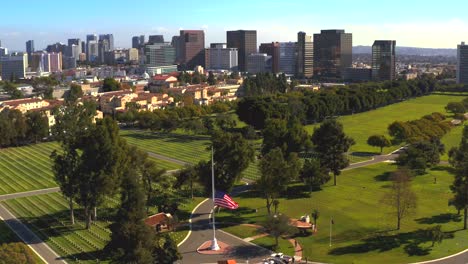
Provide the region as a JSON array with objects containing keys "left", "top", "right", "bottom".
[{"left": 211, "top": 146, "right": 220, "bottom": 250}]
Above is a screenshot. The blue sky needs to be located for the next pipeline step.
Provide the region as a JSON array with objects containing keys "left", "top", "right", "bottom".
[{"left": 1, "top": 0, "right": 468, "bottom": 50}]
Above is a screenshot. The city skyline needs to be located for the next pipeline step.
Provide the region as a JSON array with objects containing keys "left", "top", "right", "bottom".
[{"left": 1, "top": 0, "right": 468, "bottom": 51}]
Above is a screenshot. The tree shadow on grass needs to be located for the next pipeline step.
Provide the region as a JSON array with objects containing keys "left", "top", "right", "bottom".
[
  {"left": 374, "top": 171, "right": 392, "bottom": 181},
  {"left": 64, "top": 250, "right": 104, "bottom": 262},
  {"left": 415, "top": 213, "right": 461, "bottom": 224},
  {"left": 285, "top": 185, "right": 312, "bottom": 199},
  {"left": 430, "top": 166, "right": 456, "bottom": 174},
  {"left": 328, "top": 229, "right": 433, "bottom": 256},
  {"left": 227, "top": 244, "right": 271, "bottom": 259}
]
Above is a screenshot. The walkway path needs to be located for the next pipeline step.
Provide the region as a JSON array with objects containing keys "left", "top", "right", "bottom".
[
  {"left": 0, "top": 187, "right": 60, "bottom": 201},
  {"left": 0, "top": 203, "right": 66, "bottom": 264}
]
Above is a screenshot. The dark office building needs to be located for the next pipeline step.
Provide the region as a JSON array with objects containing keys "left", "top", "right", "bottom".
[
  {"left": 372, "top": 40, "right": 396, "bottom": 81},
  {"left": 297, "top": 32, "right": 314, "bottom": 78},
  {"left": 227, "top": 30, "right": 257, "bottom": 72},
  {"left": 180, "top": 30, "right": 205, "bottom": 69},
  {"left": 313, "top": 29, "right": 352, "bottom": 78},
  {"left": 259, "top": 42, "right": 280, "bottom": 73},
  {"left": 81, "top": 41, "right": 85, "bottom": 55},
  {"left": 171, "top": 36, "right": 182, "bottom": 63},
  {"left": 99, "top": 34, "right": 114, "bottom": 51},
  {"left": 26, "top": 40, "right": 34, "bottom": 65},
  {"left": 68, "top": 38, "right": 80, "bottom": 47},
  {"left": 148, "top": 35, "right": 165, "bottom": 44},
  {"left": 132, "top": 36, "right": 140, "bottom": 49}
]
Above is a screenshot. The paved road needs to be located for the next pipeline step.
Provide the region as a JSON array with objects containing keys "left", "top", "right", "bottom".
[
  {"left": 0, "top": 187, "right": 60, "bottom": 201},
  {"left": 344, "top": 153, "right": 398, "bottom": 171},
  {"left": 0, "top": 203, "right": 66, "bottom": 264},
  {"left": 410, "top": 249, "right": 468, "bottom": 264},
  {"left": 178, "top": 195, "right": 271, "bottom": 263}
]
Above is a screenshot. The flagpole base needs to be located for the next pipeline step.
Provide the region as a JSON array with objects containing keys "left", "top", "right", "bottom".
[{"left": 210, "top": 238, "right": 220, "bottom": 251}]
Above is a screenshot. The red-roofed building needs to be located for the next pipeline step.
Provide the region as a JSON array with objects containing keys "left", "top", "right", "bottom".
[
  {"left": 144, "top": 213, "right": 174, "bottom": 232},
  {"left": 149, "top": 75, "right": 178, "bottom": 92}
]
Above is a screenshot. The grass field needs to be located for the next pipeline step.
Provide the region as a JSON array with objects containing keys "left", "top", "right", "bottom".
[
  {"left": 217, "top": 163, "right": 468, "bottom": 263},
  {"left": 0, "top": 140, "right": 181, "bottom": 196},
  {"left": 1, "top": 193, "right": 204, "bottom": 263},
  {"left": 120, "top": 129, "right": 211, "bottom": 164},
  {"left": 441, "top": 124, "right": 466, "bottom": 161},
  {"left": 0, "top": 142, "right": 58, "bottom": 195},
  {"left": 305, "top": 94, "right": 468, "bottom": 155}
]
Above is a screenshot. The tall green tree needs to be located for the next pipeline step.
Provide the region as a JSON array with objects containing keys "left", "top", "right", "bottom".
[
  {"left": 152, "top": 233, "right": 182, "bottom": 264},
  {"left": 396, "top": 139, "right": 445, "bottom": 175},
  {"left": 51, "top": 101, "right": 97, "bottom": 224},
  {"left": 77, "top": 117, "right": 128, "bottom": 228},
  {"left": 311, "top": 119, "right": 355, "bottom": 186},
  {"left": 367, "top": 134, "right": 391, "bottom": 154},
  {"left": 105, "top": 169, "right": 155, "bottom": 264},
  {"left": 25, "top": 111, "right": 49, "bottom": 143},
  {"left": 66, "top": 83, "right": 83, "bottom": 102},
  {"left": 263, "top": 213, "right": 295, "bottom": 250},
  {"left": 257, "top": 148, "right": 302, "bottom": 214},
  {"left": 198, "top": 131, "right": 255, "bottom": 192},
  {"left": 262, "top": 118, "right": 310, "bottom": 156},
  {"left": 300, "top": 158, "right": 330, "bottom": 193},
  {"left": 7, "top": 109, "right": 27, "bottom": 146},
  {"left": 448, "top": 125, "right": 468, "bottom": 229},
  {"left": 102, "top": 78, "right": 121, "bottom": 92}
]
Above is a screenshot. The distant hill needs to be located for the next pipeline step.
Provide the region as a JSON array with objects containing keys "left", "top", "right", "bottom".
[{"left": 353, "top": 46, "right": 456, "bottom": 57}]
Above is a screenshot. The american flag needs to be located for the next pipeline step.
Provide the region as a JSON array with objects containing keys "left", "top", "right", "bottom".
[{"left": 214, "top": 191, "right": 239, "bottom": 210}]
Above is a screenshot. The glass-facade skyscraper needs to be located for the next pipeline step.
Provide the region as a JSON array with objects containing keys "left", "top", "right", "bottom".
[
  {"left": 313, "top": 29, "right": 352, "bottom": 78},
  {"left": 372, "top": 40, "right": 396, "bottom": 81},
  {"left": 457, "top": 42, "right": 468, "bottom": 84}
]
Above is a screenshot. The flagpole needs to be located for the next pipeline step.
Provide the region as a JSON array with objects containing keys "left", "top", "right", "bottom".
[
  {"left": 210, "top": 146, "right": 220, "bottom": 250},
  {"left": 329, "top": 217, "right": 332, "bottom": 247}
]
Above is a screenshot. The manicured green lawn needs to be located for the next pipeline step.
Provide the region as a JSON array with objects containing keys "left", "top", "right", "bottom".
[
  {"left": 1, "top": 193, "right": 204, "bottom": 263},
  {"left": 120, "top": 129, "right": 211, "bottom": 164},
  {"left": 252, "top": 235, "right": 295, "bottom": 257},
  {"left": 305, "top": 94, "right": 468, "bottom": 155},
  {"left": 440, "top": 124, "right": 466, "bottom": 161},
  {"left": 221, "top": 224, "right": 261, "bottom": 239},
  {"left": 0, "top": 142, "right": 59, "bottom": 195},
  {"left": 217, "top": 163, "right": 468, "bottom": 263}
]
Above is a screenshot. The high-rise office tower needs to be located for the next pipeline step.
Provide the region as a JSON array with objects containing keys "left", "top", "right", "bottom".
[
  {"left": 132, "top": 36, "right": 140, "bottom": 49},
  {"left": 457, "top": 42, "right": 468, "bottom": 84},
  {"left": 139, "top": 35, "right": 145, "bottom": 45},
  {"left": 227, "top": 30, "right": 257, "bottom": 72},
  {"left": 144, "top": 43, "right": 176, "bottom": 67},
  {"left": 0, "top": 53, "right": 28, "bottom": 80},
  {"left": 259, "top": 42, "right": 280, "bottom": 73},
  {"left": 98, "top": 39, "right": 110, "bottom": 63},
  {"left": 68, "top": 38, "right": 80, "bottom": 47},
  {"left": 99, "top": 34, "right": 114, "bottom": 51},
  {"left": 372, "top": 40, "right": 396, "bottom": 81},
  {"left": 87, "top": 41, "right": 98, "bottom": 62},
  {"left": 205, "top": 43, "right": 238, "bottom": 71},
  {"left": 171, "top": 36, "right": 182, "bottom": 63},
  {"left": 86, "top": 34, "right": 97, "bottom": 59},
  {"left": 297, "top": 32, "right": 314, "bottom": 78},
  {"left": 279, "top": 42, "right": 297, "bottom": 75},
  {"left": 313, "top": 29, "right": 352, "bottom": 78},
  {"left": 26, "top": 40, "right": 34, "bottom": 65},
  {"left": 180, "top": 30, "right": 205, "bottom": 69},
  {"left": 26, "top": 40, "right": 35, "bottom": 54},
  {"left": 0, "top": 40, "right": 2, "bottom": 47},
  {"left": 247, "top": 53, "right": 272, "bottom": 74},
  {"left": 148, "top": 35, "right": 164, "bottom": 44},
  {"left": 81, "top": 41, "right": 86, "bottom": 55}
]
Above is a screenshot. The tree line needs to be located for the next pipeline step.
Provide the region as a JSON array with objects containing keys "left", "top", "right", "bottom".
[
  {"left": 237, "top": 76, "right": 451, "bottom": 130},
  {"left": 0, "top": 109, "right": 49, "bottom": 148}
]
